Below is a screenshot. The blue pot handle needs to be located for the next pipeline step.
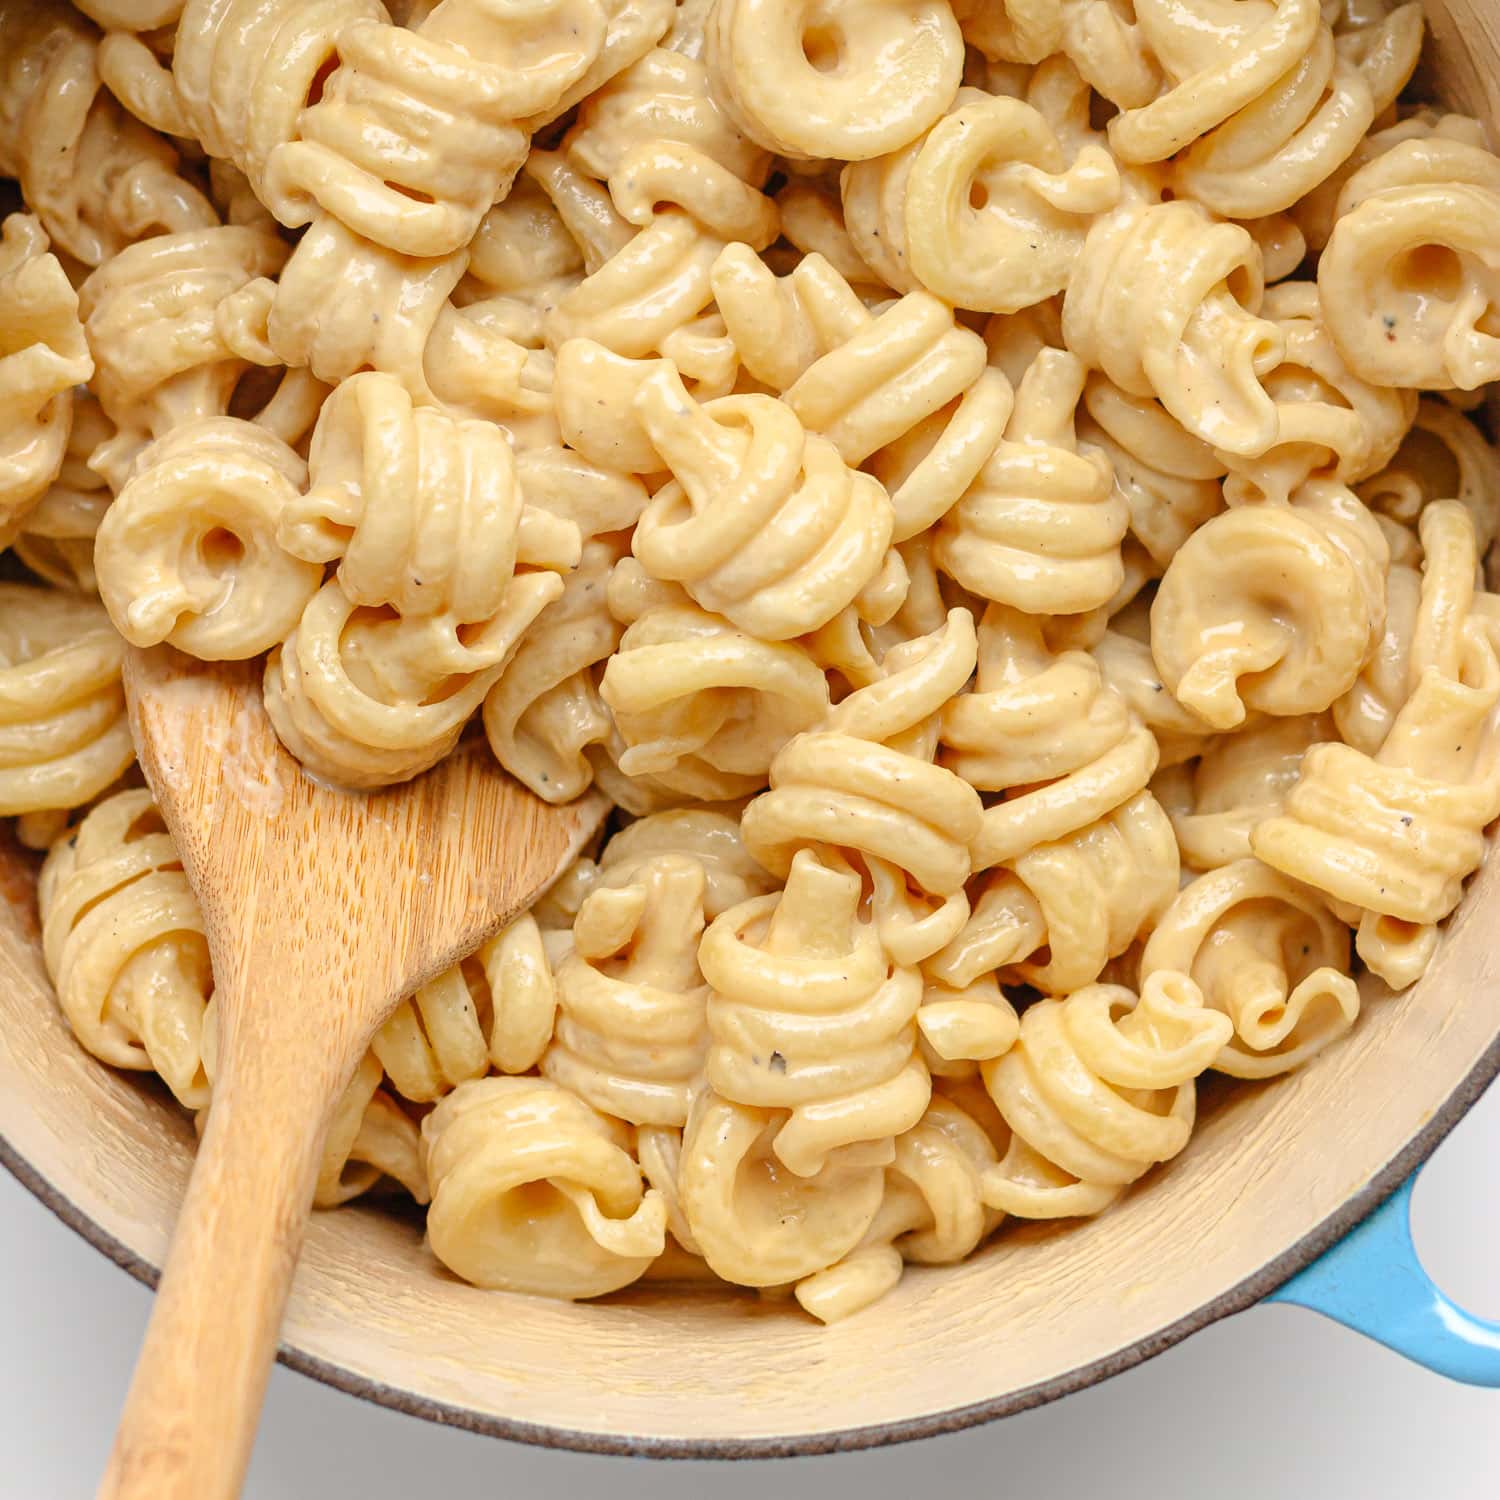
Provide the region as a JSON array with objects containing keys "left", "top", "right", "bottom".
[{"left": 1266, "top": 1169, "right": 1500, "bottom": 1385}]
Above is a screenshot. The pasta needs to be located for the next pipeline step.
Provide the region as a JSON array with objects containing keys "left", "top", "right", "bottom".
[
  {"left": 0, "top": 216, "right": 93, "bottom": 549},
  {"left": 980, "top": 971, "right": 1230, "bottom": 1218},
  {"left": 0, "top": 0, "right": 214, "bottom": 266},
  {"left": 841, "top": 73, "right": 1120, "bottom": 314},
  {"left": 9, "top": 0, "right": 1500, "bottom": 1329},
  {"left": 934, "top": 345, "right": 1127, "bottom": 614},
  {"left": 0, "top": 585, "right": 135, "bottom": 818},
  {"left": 421, "top": 1075, "right": 668, "bottom": 1297},
  {"left": 1319, "top": 133, "right": 1500, "bottom": 390},
  {"left": 936, "top": 604, "right": 1178, "bottom": 993}
]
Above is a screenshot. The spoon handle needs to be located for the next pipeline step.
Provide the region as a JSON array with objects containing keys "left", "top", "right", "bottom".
[{"left": 98, "top": 1012, "right": 355, "bottom": 1500}]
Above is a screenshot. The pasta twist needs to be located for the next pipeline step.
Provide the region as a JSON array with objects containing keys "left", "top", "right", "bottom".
[
  {"left": 1291, "top": 106, "right": 1486, "bottom": 252},
  {"left": 12, "top": 395, "right": 112, "bottom": 593},
  {"left": 712, "top": 245, "right": 1011, "bottom": 540},
  {"left": 544, "top": 854, "right": 710, "bottom": 1126},
  {"left": 1218, "top": 281, "right": 1417, "bottom": 506},
  {"left": 95, "top": 420, "right": 324, "bottom": 661},
  {"left": 1254, "top": 501, "right": 1500, "bottom": 986},
  {"left": 279, "top": 370, "right": 579, "bottom": 622},
  {"left": 0, "top": 216, "right": 94, "bottom": 548},
  {"left": 533, "top": 46, "right": 776, "bottom": 384},
  {"left": 741, "top": 610, "right": 984, "bottom": 965},
  {"left": 1150, "top": 479, "right": 1390, "bottom": 729},
  {"left": 934, "top": 605, "right": 1176, "bottom": 993},
  {"left": 373, "top": 911, "right": 565, "bottom": 1099},
  {"left": 262, "top": 1, "right": 619, "bottom": 258},
  {"left": 628, "top": 362, "right": 899, "bottom": 640},
  {"left": 1170, "top": 3, "right": 1423, "bottom": 219},
  {"left": 263, "top": 569, "right": 563, "bottom": 790},
  {"left": 594, "top": 807, "right": 779, "bottom": 918},
  {"left": 954, "top": 0, "right": 1162, "bottom": 110},
  {"left": 598, "top": 560, "right": 831, "bottom": 801},
  {"left": 1357, "top": 398, "right": 1500, "bottom": 554},
  {"left": 78, "top": 224, "right": 299, "bottom": 487},
  {"left": 793, "top": 1083, "right": 1005, "bottom": 1323},
  {"left": 1106, "top": 0, "right": 1325, "bottom": 165},
  {"left": 1074, "top": 374, "right": 1226, "bottom": 570},
  {"left": 420, "top": 1075, "right": 668, "bottom": 1297},
  {"left": 1140, "top": 859, "right": 1360, "bottom": 1078},
  {"left": 841, "top": 75, "right": 1120, "bottom": 314},
  {"left": 934, "top": 346, "right": 1127, "bottom": 615},
  {"left": 678, "top": 1085, "right": 888, "bottom": 1286},
  {"left": 1319, "top": 135, "right": 1500, "bottom": 390},
  {"left": 482, "top": 535, "right": 625, "bottom": 804},
  {"left": 0, "top": 585, "right": 136, "bottom": 818},
  {"left": 1154, "top": 712, "right": 1332, "bottom": 869},
  {"left": 700, "top": 849, "right": 930, "bottom": 1177},
  {"left": 1063, "top": 199, "right": 1285, "bottom": 455},
  {"left": 38, "top": 789, "right": 212, "bottom": 1110},
  {"left": 172, "top": 0, "right": 573, "bottom": 246},
  {"left": 0, "top": 0, "right": 214, "bottom": 266},
  {"left": 704, "top": 0, "right": 965, "bottom": 162},
  {"left": 979, "top": 971, "right": 1231, "bottom": 1218}
]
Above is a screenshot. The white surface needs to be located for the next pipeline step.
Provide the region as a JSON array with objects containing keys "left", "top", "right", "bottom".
[{"left": 2, "top": 1079, "right": 1497, "bottom": 1500}]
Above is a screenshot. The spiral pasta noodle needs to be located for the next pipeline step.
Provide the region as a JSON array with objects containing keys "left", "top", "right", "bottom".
[
  {"left": 1254, "top": 501, "right": 1500, "bottom": 986},
  {"left": 842, "top": 72, "right": 1120, "bottom": 314},
  {"left": 1170, "top": 2, "right": 1423, "bottom": 219},
  {"left": 0, "top": 0, "right": 214, "bottom": 266},
  {"left": 1150, "top": 480, "right": 1390, "bottom": 730},
  {"left": 542, "top": 853, "right": 710, "bottom": 1127},
  {"left": 372, "top": 911, "right": 565, "bottom": 1100},
  {"left": 535, "top": 42, "right": 775, "bottom": 388},
  {"left": 482, "top": 535, "right": 626, "bottom": 804},
  {"left": 39, "top": 789, "right": 213, "bottom": 1109},
  {"left": 936, "top": 604, "right": 1178, "bottom": 993},
  {"left": 712, "top": 244, "right": 1012, "bottom": 541},
  {"left": 742, "top": 609, "right": 983, "bottom": 965},
  {"left": 1219, "top": 281, "right": 1417, "bottom": 507},
  {"left": 0, "top": 585, "right": 136, "bottom": 819},
  {"left": 629, "top": 361, "right": 899, "bottom": 640},
  {"left": 935, "top": 345, "right": 1126, "bottom": 615},
  {"left": 1319, "top": 134, "right": 1500, "bottom": 390},
  {"left": 1064, "top": 198, "right": 1285, "bottom": 455},
  {"left": 980, "top": 972, "right": 1231, "bottom": 1218},
  {"left": 599, "top": 560, "right": 831, "bottom": 801},
  {"left": 700, "top": 848, "right": 930, "bottom": 1178},
  {"left": 793, "top": 1082, "right": 1006, "bottom": 1323},
  {"left": 421, "top": 1075, "right": 667, "bottom": 1297},
  {"left": 0, "top": 215, "right": 94, "bottom": 549},
  {"left": 705, "top": 0, "right": 965, "bottom": 162},
  {"left": 1140, "top": 859, "right": 1360, "bottom": 1078}
]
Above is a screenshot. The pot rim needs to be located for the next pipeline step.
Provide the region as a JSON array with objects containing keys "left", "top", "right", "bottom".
[{"left": 4, "top": 1020, "right": 1499, "bottom": 1461}]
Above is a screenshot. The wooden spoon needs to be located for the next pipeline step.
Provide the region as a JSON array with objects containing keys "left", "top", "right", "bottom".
[{"left": 98, "top": 646, "right": 609, "bottom": 1500}]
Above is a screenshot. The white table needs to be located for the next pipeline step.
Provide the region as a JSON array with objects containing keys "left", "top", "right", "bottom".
[{"left": 4, "top": 1077, "right": 1497, "bottom": 1499}]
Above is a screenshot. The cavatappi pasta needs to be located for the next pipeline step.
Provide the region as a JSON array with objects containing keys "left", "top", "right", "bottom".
[{"left": 6, "top": 0, "right": 1500, "bottom": 1326}]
